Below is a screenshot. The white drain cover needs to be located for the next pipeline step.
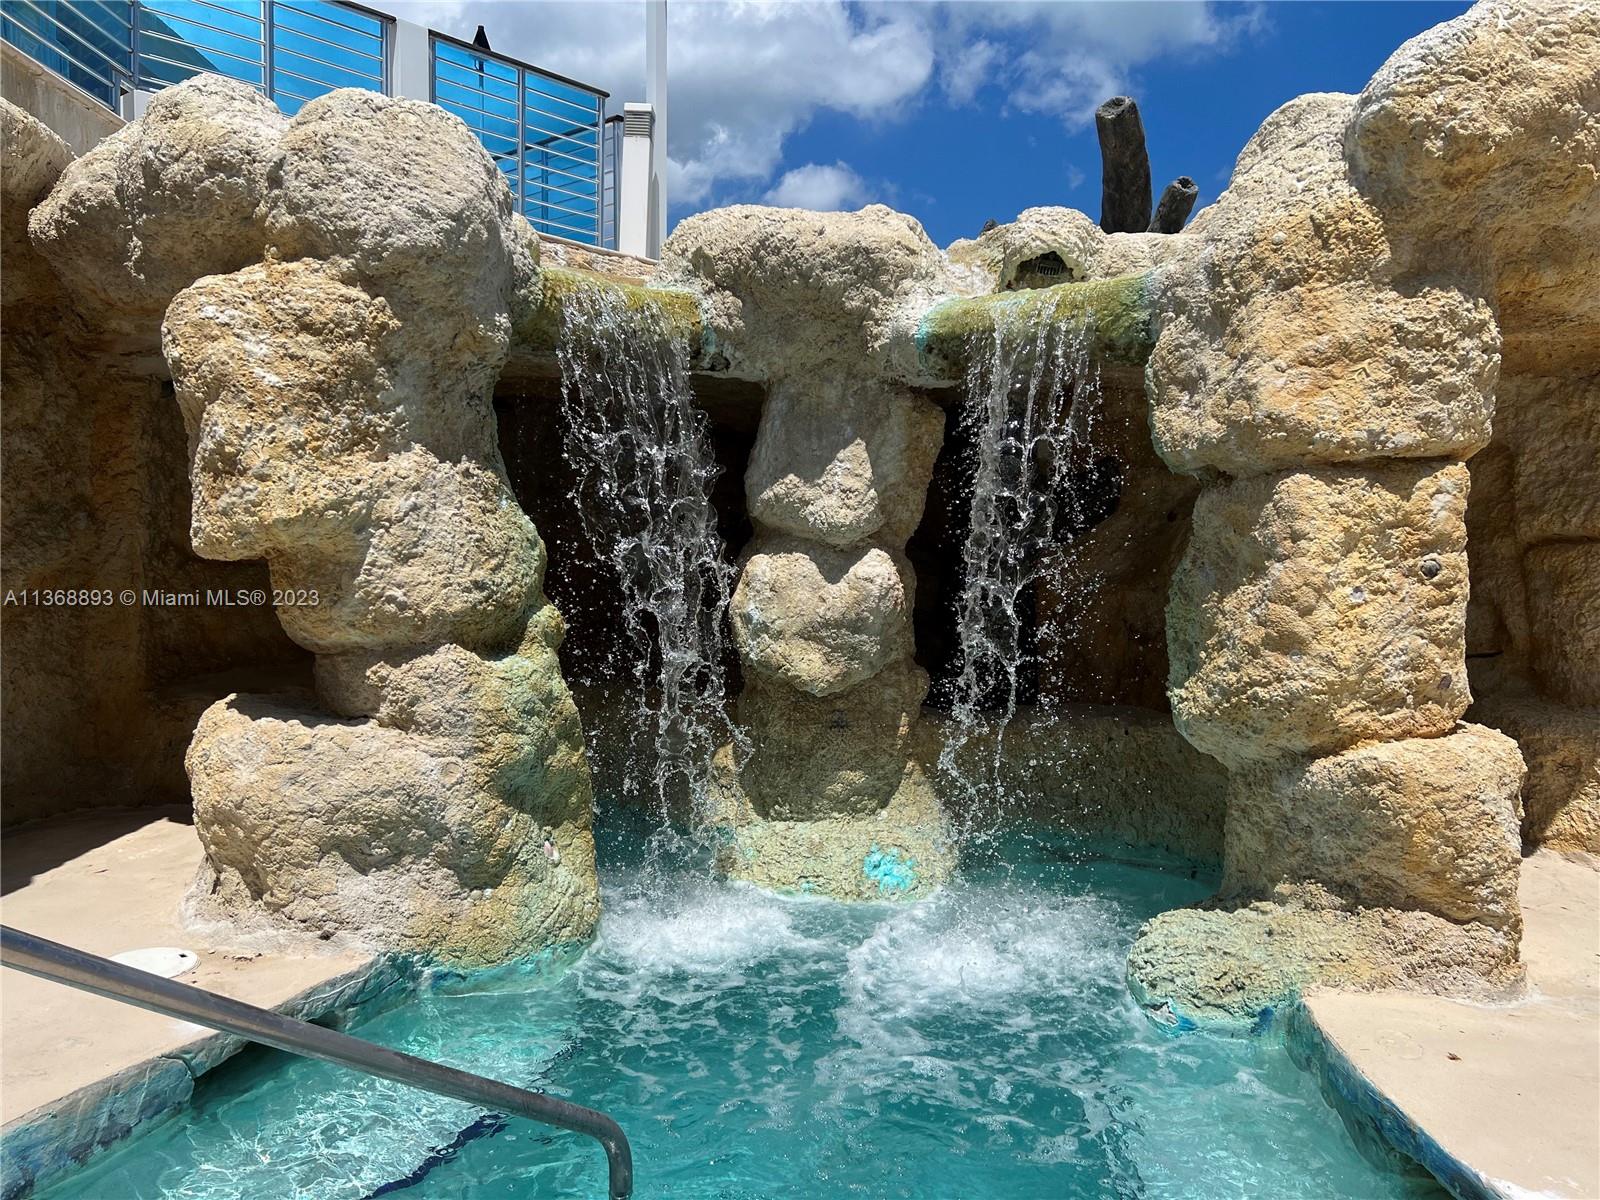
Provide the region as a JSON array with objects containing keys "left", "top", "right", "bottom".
[{"left": 111, "top": 947, "right": 198, "bottom": 978}]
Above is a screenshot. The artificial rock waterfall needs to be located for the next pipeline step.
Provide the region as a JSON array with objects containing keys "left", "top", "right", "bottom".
[{"left": 2, "top": 0, "right": 1595, "bottom": 1022}]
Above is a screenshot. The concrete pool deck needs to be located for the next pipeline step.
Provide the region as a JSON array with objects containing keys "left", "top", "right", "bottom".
[
  {"left": 1303, "top": 850, "right": 1600, "bottom": 1200},
  {"left": 0, "top": 810, "right": 403, "bottom": 1197}
]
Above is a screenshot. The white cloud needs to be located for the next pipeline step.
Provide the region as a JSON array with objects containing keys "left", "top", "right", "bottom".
[
  {"left": 762, "top": 161, "right": 868, "bottom": 210},
  {"left": 407, "top": 1, "right": 1261, "bottom": 209}
]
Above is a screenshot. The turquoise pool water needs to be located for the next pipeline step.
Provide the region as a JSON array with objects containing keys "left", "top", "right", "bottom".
[{"left": 39, "top": 827, "right": 1444, "bottom": 1199}]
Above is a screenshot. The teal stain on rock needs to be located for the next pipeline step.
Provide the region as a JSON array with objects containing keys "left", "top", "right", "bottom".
[{"left": 863, "top": 846, "right": 917, "bottom": 894}]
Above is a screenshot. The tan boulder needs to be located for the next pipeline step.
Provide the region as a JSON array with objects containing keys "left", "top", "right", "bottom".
[
  {"left": 1497, "top": 373, "right": 1600, "bottom": 545},
  {"left": 745, "top": 377, "right": 943, "bottom": 548},
  {"left": 944, "top": 206, "right": 1106, "bottom": 292},
  {"left": 187, "top": 615, "right": 597, "bottom": 963},
  {"left": 163, "top": 260, "right": 544, "bottom": 655},
  {"left": 655, "top": 203, "right": 948, "bottom": 379},
  {"left": 1, "top": 99, "right": 70, "bottom": 309},
  {"left": 1346, "top": 0, "right": 1600, "bottom": 373},
  {"left": 264, "top": 88, "right": 536, "bottom": 338},
  {"left": 1223, "top": 725, "right": 1525, "bottom": 931},
  {"left": 731, "top": 538, "right": 915, "bottom": 696},
  {"left": 1525, "top": 542, "right": 1600, "bottom": 707},
  {"left": 707, "top": 739, "right": 951, "bottom": 901},
  {"left": 732, "top": 660, "right": 930, "bottom": 821},
  {"left": 27, "top": 75, "right": 284, "bottom": 324},
  {"left": 1127, "top": 900, "right": 1520, "bottom": 1027},
  {"left": 1168, "top": 462, "right": 1471, "bottom": 765},
  {"left": 1147, "top": 92, "right": 1499, "bottom": 478}
]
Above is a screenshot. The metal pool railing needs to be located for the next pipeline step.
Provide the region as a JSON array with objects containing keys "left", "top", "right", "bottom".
[{"left": 0, "top": 924, "right": 635, "bottom": 1199}]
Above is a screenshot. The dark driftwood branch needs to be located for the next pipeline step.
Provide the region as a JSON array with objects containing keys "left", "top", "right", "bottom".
[
  {"left": 1149, "top": 176, "right": 1198, "bottom": 233},
  {"left": 1095, "top": 96, "right": 1151, "bottom": 234}
]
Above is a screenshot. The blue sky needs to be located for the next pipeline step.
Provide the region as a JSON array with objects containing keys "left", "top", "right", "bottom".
[{"left": 416, "top": 1, "right": 1473, "bottom": 248}]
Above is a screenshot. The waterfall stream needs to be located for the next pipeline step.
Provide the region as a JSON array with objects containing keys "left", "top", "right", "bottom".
[
  {"left": 554, "top": 286, "right": 738, "bottom": 823},
  {"left": 938, "top": 294, "right": 1105, "bottom": 807}
]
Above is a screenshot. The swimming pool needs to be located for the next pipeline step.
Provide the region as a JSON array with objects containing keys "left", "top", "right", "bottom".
[{"left": 37, "top": 825, "right": 1444, "bottom": 1199}]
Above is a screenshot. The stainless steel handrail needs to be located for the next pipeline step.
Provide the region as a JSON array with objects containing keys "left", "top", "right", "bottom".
[{"left": 0, "top": 924, "right": 633, "bottom": 1199}]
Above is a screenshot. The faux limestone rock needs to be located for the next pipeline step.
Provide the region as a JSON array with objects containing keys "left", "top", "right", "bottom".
[
  {"left": 1126, "top": 901, "right": 1520, "bottom": 1027},
  {"left": 1223, "top": 725, "right": 1525, "bottom": 931},
  {"left": 1168, "top": 462, "right": 1471, "bottom": 766},
  {"left": 707, "top": 743, "right": 951, "bottom": 902},
  {"left": 944, "top": 206, "right": 1106, "bottom": 292},
  {"left": 1471, "top": 691, "right": 1600, "bottom": 854},
  {"left": 1524, "top": 542, "right": 1600, "bottom": 708},
  {"left": 28, "top": 75, "right": 284, "bottom": 323},
  {"left": 164, "top": 260, "right": 543, "bottom": 655},
  {"left": 655, "top": 204, "right": 949, "bottom": 379},
  {"left": 731, "top": 538, "right": 916, "bottom": 696},
  {"left": 264, "top": 88, "right": 536, "bottom": 333},
  {"left": 745, "top": 377, "right": 943, "bottom": 548},
  {"left": 187, "top": 615, "right": 598, "bottom": 964},
  {"left": 1346, "top": 0, "right": 1600, "bottom": 372},
  {"left": 1147, "top": 92, "right": 1499, "bottom": 477},
  {"left": 733, "top": 660, "right": 931, "bottom": 822},
  {"left": 1497, "top": 372, "right": 1600, "bottom": 545},
  {"left": 1, "top": 100, "right": 70, "bottom": 309}
]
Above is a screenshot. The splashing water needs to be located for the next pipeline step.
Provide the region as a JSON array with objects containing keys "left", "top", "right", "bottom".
[
  {"left": 555, "top": 285, "right": 739, "bottom": 823},
  {"left": 34, "top": 824, "right": 1445, "bottom": 1200},
  {"left": 939, "top": 293, "right": 1105, "bottom": 808}
]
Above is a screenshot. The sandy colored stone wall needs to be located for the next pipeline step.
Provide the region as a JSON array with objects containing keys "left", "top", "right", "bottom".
[
  {"left": 1127, "top": 0, "right": 1599, "bottom": 1023},
  {"left": 1, "top": 98, "right": 302, "bottom": 827},
  {"left": 658, "top": 207, "right": 956, "bottom": 898},
  {"left": 13, "top": 79, "right": 601, "bottom": 964}
]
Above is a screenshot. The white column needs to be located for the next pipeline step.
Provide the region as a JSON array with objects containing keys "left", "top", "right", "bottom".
[
  {"left": 644, "top": 0, "right": 667, "bottom": 255},
  {"left": 390, "top": 15, "right": 430, "bottom": 101},
  {"left": 618, "top": 103, "right": 655, "bottom": 258}
]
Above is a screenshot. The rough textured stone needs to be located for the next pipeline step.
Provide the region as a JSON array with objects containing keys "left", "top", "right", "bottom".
[
  {"left": 264, "top": 88, "right": 537, "bottom": 336},
  {"left": 707, "top": 740, "right": 951, "bottom": 902},
  {"left": 732, "top": 661, "right": 930, "bottom": 822},
  {"left": 656, "top": 203, "right": 948, "bottom": 379},
  {"left": 731, "top": 538, "right": 916, "bottom": 697},
  {"left": 27, "top": 75, "right": 284, "bottom": 326},
  {"left": 1497, "top": 373, "right": 1600, "bottom": 545},
  {"left": 1, "top": 99, "right": 69, "bottom": 309},
  {"left": 1346, "top": 0, "right": 1600, "bottom": 374},
  {"left": 944, "top": 206, "right": 1106, "bottom": 293},
  {"left": 745, "top": 377, "right": 943, "bottom": 548},
  {"left": 163, "top": 261, "right": 543, "bottom": 655},
  {"left": 2, "top": 96, "right": 299, "bottom": 825},
  {"left": 1524, "top": 542, "right": 1600, "bottom": 708},
  {"left": 1148, "top": 92, "right": 1500, "bottom": 478},
  {"left": 1471, "top": 690, "right": 1600, "bottom": 854},
  {"left": 1223, "top": 725, "right": 1525, "bottom": 931},
  {"left": 1169, "top": 462, "right": 1471, "bottom": 766},
  {"left": 939, "top": 705, "right": 1229, "bottom": 863},
  {"left": 187, "top": 616, "right": 597, "bottom": 963},
  {"left": 1127, "top": 901, "right": 1521, "bottom": 1027}
]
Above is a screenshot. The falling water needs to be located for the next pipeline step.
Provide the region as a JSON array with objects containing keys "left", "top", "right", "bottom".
[
  {"left": 555, "top": 285, "right": 739, "bottom": 823},
  {"left": 938, "top": 293, "right": 1104, "bottom": 808}
]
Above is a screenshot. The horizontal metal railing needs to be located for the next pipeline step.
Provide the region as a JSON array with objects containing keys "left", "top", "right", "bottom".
[{"left": 0, "top": 924, "right": 633, "bottom": 1199}]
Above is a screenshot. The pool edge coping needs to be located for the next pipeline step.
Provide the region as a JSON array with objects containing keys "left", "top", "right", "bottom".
[{"left": 1, "top": 953, "right": 416, "bottom": 1200}]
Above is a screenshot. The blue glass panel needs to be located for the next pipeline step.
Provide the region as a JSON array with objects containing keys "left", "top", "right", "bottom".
[
  {"left": 0, "top": 13, "right": 120, "bottom": 105},
  {"left": 275, "top": 46, "right": 374, "bottom": 91},
  {"left": 272, "top": 26, "right": 380, "bottom": 77},
  {"left": 434, "top": 37, "right": 514, "bottom": 83},
  {"left": 275, "top": 0, "right": 380, "bottom": 39},
  {"left": 435, "top": 74, "right": 517, "bottom": 118},
  {"left": 138, "top": 7, "right": 264, "bottom": 67}
]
